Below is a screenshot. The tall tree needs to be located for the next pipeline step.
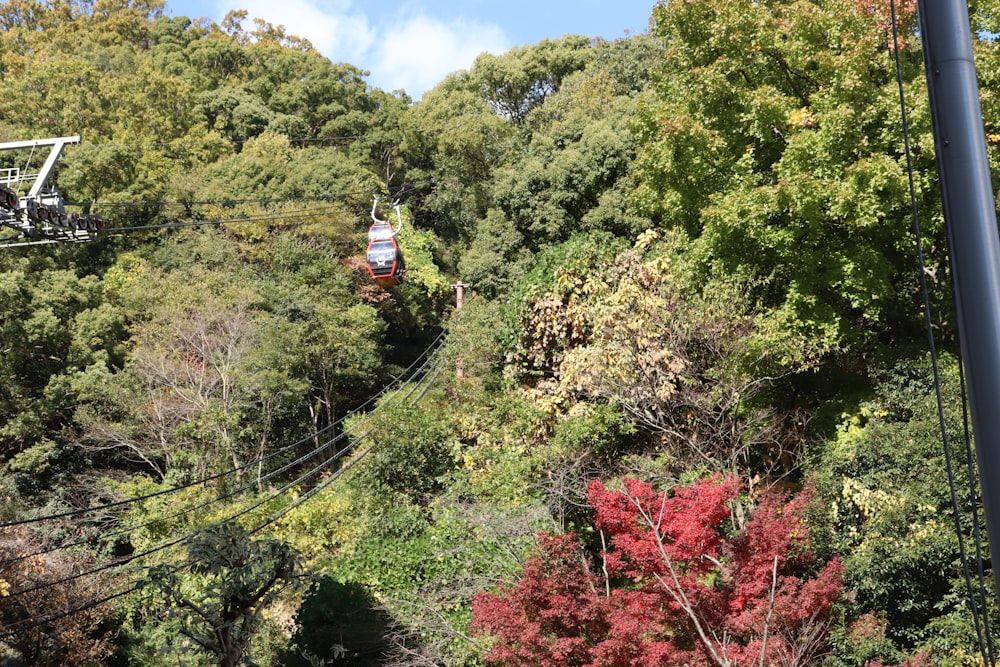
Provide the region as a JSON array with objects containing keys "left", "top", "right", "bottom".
[
  {"left": 145, "top": 522, "right": 300, "bottom": 667},
  {"left": 471, "top": 36, "right": 595, "bottom": 124},
  {"left": 634, "top": 0, "right": 933, "bottom": 355}
]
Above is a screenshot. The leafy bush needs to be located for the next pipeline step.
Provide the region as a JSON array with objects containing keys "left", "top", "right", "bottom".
[{"left": 810, "top": 353, "right": 997, "bottom": 661}]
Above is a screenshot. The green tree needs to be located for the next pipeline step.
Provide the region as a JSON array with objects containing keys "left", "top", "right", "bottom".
[
  {"left": 471, "top": 36, "right": 595, "bottom": 124},
  {"left": 81, "top": 253, "right": 294, "bottom": 481},
  {"left": 260, "top": 286, "right": 386, "bottom": 436},
  {"left": 400, "top": 73, "right": 515, "bottom": 242},
  {"left": 810, "top": 354, "right": 995, "bottom": 663},
  {"left": 0, "top": 261, "right": 126, "bottom": 497},
  {"left": 490, "top": 38, "right": 659, "bottom": 250},
  {"left": 634, "top": 0, "right": 934, "bottom": 355},
  {"left": 353, "top": 404, "right": 457, "bottom": 502},
  {"left": 457, "top": 208, "right": 535, "bottom": 298},
  {"left": 284, "top": 577, "right": 393, "bottom": 666},
  {"left": 198, "top": 86, "right": 274, "bottom": 144},
  {"left": 145, "top": 522, "right": 301, "bottom": 667}
]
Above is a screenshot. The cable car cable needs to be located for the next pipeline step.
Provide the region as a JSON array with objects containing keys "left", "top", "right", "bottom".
[
  {"left": 1, "top": 336, "right": 449, "bottom": 599},
  {"left": 0, "top": 581, "right": 140, "bottom": 640},
  {"left": 0, "top": 206, "right": 347, "bottom": 248},
  {"left": 248, "top": 353, "right": 449, "bottom": 537},
  {"left": 69, "top": 188, "right": 377, "bottom": 210},
  {"left": 0, "top": 196, "right": 445, "bottom": 627},
  {"left": 0, "top": 346, "right": 446, "bottom": 632},
  {"left": 99, "top": 206, "right": 341, "bottom": 233},
  {"left": 0, "top": 330, "right": 446, "bottom": 530},
  {"left": 0, "top": 349, "right": 449, "bottom": 638},
  {"left": 2, "top": 187, "right": 384, "bottom": 246}
]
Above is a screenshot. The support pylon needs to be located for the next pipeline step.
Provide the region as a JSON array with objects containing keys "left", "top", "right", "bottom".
[{"left": 451, "top": 282, "right": 469, "bottom": 379}]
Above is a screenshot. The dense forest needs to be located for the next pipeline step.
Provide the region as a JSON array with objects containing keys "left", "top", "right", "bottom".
[{"left": 1, "top": 0, "right": 1000, "bottom": 664}]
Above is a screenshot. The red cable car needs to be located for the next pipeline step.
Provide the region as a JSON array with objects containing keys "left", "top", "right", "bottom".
[{"left": 366, "top": 200, "right": 406, "bottom": 287}]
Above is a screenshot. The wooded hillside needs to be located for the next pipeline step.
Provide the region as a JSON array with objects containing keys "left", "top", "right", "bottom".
[{"left": 0, "top": 0, "right": 997, "bottom": 664}]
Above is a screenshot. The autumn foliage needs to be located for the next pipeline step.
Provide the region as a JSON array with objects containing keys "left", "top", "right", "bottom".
[{"left": 472, "top": 476, "right": 844, "bottom": 667}]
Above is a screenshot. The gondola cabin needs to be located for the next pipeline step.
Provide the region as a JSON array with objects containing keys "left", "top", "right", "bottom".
[{"left": 366, "top": 221, "right": 405, "bottom": 287}]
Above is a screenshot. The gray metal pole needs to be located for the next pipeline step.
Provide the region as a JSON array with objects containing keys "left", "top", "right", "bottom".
[{"left": 918, "top": 0, "right": 1000, "bottom": 599}]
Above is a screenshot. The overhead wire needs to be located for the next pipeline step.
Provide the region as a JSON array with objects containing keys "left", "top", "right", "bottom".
[
  {"left": 42, "top": 134, "right": 371, "bottom": 151},
  {"left": 100, "top": 205, "right": 345, "bottom": 233},
  {"left": 0, "top": 238, "right": 62, "bottom": 250},
  {"left": 69, "top": 191, "right": 375, "bottom": 210},
  {"left": 248, "top": 349, "right": 449, "bottom": 537},
  {"left": 0, "top": 329, "right": 446, "bottom": 531},
  {"left": 1, "top": 175, "right": 417, "bottom": 247},
  {"left": 0, "top": 206, "right": 352, "bottom": 249},
  {"left": 0, "top": 332, "right": 448, "bottom": 581},
  {"left": 0, "top": 136, "right": 435, "bottom": 633},
  {"left": 1, "top": 189, "right": 391, "bottom": 246},
  {"left": 0, "top": 581, "right": 141, "bottom": 639},
  {"left": 0, "top": 336, "right": 450, "bottom": 639},
  {"left": 956, "top": 356, "right": 996, "bottom": 660}
]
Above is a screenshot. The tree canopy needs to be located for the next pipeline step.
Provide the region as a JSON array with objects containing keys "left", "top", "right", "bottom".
[{"left": 0, "top": 0, "right": 992, "bottom": 665}]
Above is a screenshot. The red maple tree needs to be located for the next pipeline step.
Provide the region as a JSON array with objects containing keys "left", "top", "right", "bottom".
[{"left": 472, "top": 476, "right": 845, "bottom": 667}]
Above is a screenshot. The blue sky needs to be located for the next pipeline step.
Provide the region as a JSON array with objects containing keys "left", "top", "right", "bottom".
[{"left": 163, "top": 0, "right": 657, "bottom": 98}]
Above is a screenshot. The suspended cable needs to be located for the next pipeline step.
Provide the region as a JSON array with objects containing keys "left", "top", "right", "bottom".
[
  {"left": 4, "top": 182, "right": 416, "bottom": 247},
  {"left": 0, "top": 330, "right": 446, "bottom": 530},
  {"left": 891, "top": 1, "right": 996, "bottom": 662},
  {"left": 0, "top": 344, "right": 450, "bottom": 637},
  {"left": 0, "top": 206, "right": 355, "bottom": 249},
  {"left": 46, "top": 134, "right": 371, "bottom": 151},
  {"left": 0, "top": 335, "right": 449, "bottom": 605},
  {"left": 0, "top": 238, "right": 62, "bottom": 250},
  {"left": 100, "top": 205, "right": 343, "bottom": 233},
  {"left": 0, "top": 581, "right": 139, "bottom": 640},
  {"left": 234, "top": 341, "right": 449, "bottom": 535},
  {"left": 69, "top": 189, "right": 376, "bottom": 210},
  {"left": 248, "top": 350, "right": 449, "bottom": 537},
  {"left": 412, "top": 353, "right": 448, "bottom": 404},
  {"left": 956, "top": 355, "right": 996, "bottom": 659},
  {"left": 6, "top": 334, "right": 447, "bottom": 588},
  {"left": 0, "top": 431, "right": 358, "bottom": 639}
]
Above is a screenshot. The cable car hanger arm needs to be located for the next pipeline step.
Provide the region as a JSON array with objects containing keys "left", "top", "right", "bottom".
[{"left": 370, "top": 196, "right": 404, "bottom": 236}]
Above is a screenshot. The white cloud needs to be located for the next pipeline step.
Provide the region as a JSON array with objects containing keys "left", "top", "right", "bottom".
[
  {"left": 230, "top": 0, "right": 509, "bottom": 98},
  {"left": 237, "top": 0, "right": 377, "bottom": 65},
  {"left": 369, "top": 14, "right": 510, "bottom": 96}
]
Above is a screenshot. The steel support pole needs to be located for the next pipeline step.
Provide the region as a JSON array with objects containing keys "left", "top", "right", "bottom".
[{"left": 919, "top": 0, "right": 1000, "bottom": 601}]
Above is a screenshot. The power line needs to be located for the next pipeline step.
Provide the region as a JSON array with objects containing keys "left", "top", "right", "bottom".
[
  {"left": 891, "top": 1, "right": 996, "bottom": 662},
  {"left": 1, "top": 179, "right": 418, "bottom": 246},
  {"left": 0, "top": 337, "right": 449, "bottom": 638},
  {"left": 100, "top": 206, "right": 347, "bottom": 233},
  {"left": 0, "top": 205, "right": 353, "bottom": 249},
  {"left": 0, "top": 332, "right": 447, "bottom": 607},
  {"left": 71, "top": 190, "right": 375, "bottom": 210},
  {"left": 0, "top": 330, "right": 446, "bottom": 530},
  {"left": 0, "top": 580, "right": 140, "bottom": 640},
  {"left": 38, "top": 135, "right": 371, "bottom": 152},
  {"left": 250, "top": 356, "right": 449, "bottom": 537}
]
